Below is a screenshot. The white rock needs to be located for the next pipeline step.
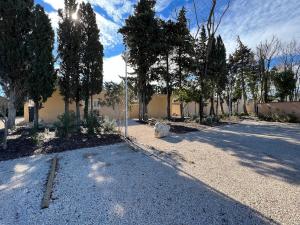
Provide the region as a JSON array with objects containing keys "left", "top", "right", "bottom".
[{"left": 154, "top": 122, "right": 170, "bottom": 138}]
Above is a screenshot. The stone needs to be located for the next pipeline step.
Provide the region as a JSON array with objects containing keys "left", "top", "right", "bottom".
[{"left": 154, "top": 122, "right": 170, "bottom": 138}]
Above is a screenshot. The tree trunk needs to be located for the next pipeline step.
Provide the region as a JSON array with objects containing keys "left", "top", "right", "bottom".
[
  {"left": 138, "top": 93, "right": 143, "bottom": 121},
  {"left": 263, "top": 74, "right": 268, "bottom": 103},
  {"left": 64, "top": 98, "right": 69, "bottom": 115},
  {"left": 242, "top": 94, "right": 248, "bottom": 115},
  {"left": 75, "top": 101, "right": 80, "bottom": 128},
  {"left": 209, "top": 96, "right": 215, "bottom": 116},
  {"left": 220, "top": 96, "right": 225, "bottom": 115},
  {"left": 34, "top": 100, "right": 39, "bottom": 130},
  {"left": 84, "top": 97, "right": 89, "bottom": 119},
  {"left": 180, "top": 102, "right": 184, "bottom": 119},
  {"left": 216, "top": 94, "right": 219, "bottom": 116},
  {"left": 167, "top": 87, "right": 171, "bottom": 120},
  {"left": 8, "top": 88, "right": 16, "bottom": 129},
  {"left": 1, "top": 118, "right": 8, "bottom": 150},
  {"left": 90, "top": 94, "right": 94, "bottom": 112}
]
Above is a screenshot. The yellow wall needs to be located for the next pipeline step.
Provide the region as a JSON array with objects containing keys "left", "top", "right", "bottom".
[{"left": 258, "top": 102, "right": 300, "bottom": 121}]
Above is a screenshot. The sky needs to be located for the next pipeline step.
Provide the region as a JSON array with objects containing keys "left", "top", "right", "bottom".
[{"left": 35, "top": 0, "right": 300, "bottom": 83}]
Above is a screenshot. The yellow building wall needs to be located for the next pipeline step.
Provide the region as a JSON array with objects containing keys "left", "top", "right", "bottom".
[{"left": 257, "top": 102, "right": 300, "bottom": 121}]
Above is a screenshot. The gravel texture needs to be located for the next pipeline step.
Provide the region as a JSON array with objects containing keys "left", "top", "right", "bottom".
[
  {"left": 127, "top": 119, "right": 300, "bottom": 225},
  {"left": 0, "top": 142, "right": 277, "bottom": 225}
]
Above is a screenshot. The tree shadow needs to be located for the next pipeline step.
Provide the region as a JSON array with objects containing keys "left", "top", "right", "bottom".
[
  {"left": 36, "top": 144, "right": 278, "bottom": 225},
  {"left": 162, "top": 122, "right": 300, "bottom": 185}
]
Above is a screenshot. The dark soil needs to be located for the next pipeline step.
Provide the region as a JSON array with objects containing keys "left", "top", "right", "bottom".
[
  {"left": 135, "top": 120, "right": 199, "bottom": 134},
  {"left": 0, "top": 127, "right": 123, "bottom": 161}
]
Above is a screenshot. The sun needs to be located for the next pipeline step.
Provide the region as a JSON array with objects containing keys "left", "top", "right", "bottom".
[{"left": 71, "top": 12, "right": 78, "bottom": 20}]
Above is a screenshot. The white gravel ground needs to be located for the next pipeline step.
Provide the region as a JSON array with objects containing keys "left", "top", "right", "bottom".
[
  {"left": 0, "top": 142, "right": 276, "bottom": 225},
  {"left": 127, "top": 120, "right": 300, "bottom": 225},
  {"left": 0, "top": 120, "right": 299, "bottom": 225}
]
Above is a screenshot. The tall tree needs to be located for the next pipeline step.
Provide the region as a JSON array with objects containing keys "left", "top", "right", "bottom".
[
  {"left": 273, "top": 69, "right": 296, "bottom": 102},
  {"left": 194, "top": 26, "right": 208, "bottom": 121},
  {"left": 232, "top": 37, "right": 253, "bottom": 114},
  {"left": 57, "top": 0, "right": 80, "bottom": 119},
  {"left": 27, "top": 4, "right": 55, "bottom": 129},
  {"left": 256, "top": 36, "right": 280, "bottom": 103},
  {"left": 154, "top": 19, "right": 176, "bottom": 120},
  {"left": 173, "top": 7, "right": 194, "bottom": 119},
  {"left": 78, "top": 2, "right": 103, "bottom": 118},
  {"left": 214, "top": 35, "right": 227, "bottom": 116},
  {"left": 0, "top": 0, "right": 33, "bottom": 128},
  {"left": 119, "top": 0, "right": 160, "bottom": 121}
]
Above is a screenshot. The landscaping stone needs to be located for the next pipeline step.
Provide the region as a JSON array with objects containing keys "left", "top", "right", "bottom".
[{"left": 154, "top": 122, "right": 170, "bottom": 138}]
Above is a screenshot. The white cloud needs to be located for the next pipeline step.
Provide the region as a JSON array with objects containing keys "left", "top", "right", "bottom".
[
  {"left": 95, "top": 12, "right": 121, "bottom": 48},
  {"left": 103, "top": 54, "right": 134, "bottom": 83},
  {"left": 219, "top": 0, "right": 300, "bottom": 54},
  {"left": 103, "top": 54, "right": 124, "bottom": 83},
  {"left": 156, "top": 0, "right": 173, "bottom": 12},
  {"left": 43, "top": 0, "right": 64, "bottom": 10}
]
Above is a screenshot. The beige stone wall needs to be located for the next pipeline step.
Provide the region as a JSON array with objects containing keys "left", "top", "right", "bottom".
[{"left": 257, "top": 102, "right": 300, "bottom": 121}]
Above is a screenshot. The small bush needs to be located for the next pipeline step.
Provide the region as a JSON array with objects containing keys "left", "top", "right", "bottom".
[
  {"left": 202, "top": 115, "right": 220, "bottom": 126},
  {"left": 84, "top": 113, "right": 103, "bottom": 135},
  {"left": 54, "top": 112, "right": 77, "bottom": 138},
  {"left": 102, "top": 118, "right": 116, "bottom": 134},
  {"left": 258, "top": 113, "right": 299, "bottom": 123},
  {"left": 30, "top": 131, "right": 45, "bottom": 147}
]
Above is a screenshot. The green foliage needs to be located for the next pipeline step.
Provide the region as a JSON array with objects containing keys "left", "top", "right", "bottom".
[
  {"left": 202, "top": 116, "right": 220, "bottom": 126},
  {"left": 84, "top": 113, "right": 102, "bottom": 135},
  {"left": 54, "top": 112, "right": 77, "bottom": 138},
  {"left": 273, "top": 70, "right": 296, "bottom": 101},
  {"left": 102, "top": 118, "right": 116, "bottom": 134},
  {"left": 79, "top": 2, "right": 103, "bottom": 117},
  {"left": 57, "top": 0, "right": 81, "bottom": 112},
  {"left": 27, "top": 4, "right": 56, "bottom": 129},
  {"left": 119, "top": 0, "right": 160, "bottom": 121},
  {"left": 30, "top": 131, "right": 45, "bottom": 147},
  {"left": 258, "top": 113, "right": 298, "bottom": 123}
]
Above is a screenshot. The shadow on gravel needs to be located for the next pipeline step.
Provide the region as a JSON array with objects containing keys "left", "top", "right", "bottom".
[
  {"left": 163, "top": 122, "right": 300, "bottom": 185},
  {"left": 34, "top": 145, "right": 278, "bottom": 225}
]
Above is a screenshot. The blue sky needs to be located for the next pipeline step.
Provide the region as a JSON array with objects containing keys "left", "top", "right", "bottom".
[{"left": 35, "top": 0, "right": 300, "bottom": 82}]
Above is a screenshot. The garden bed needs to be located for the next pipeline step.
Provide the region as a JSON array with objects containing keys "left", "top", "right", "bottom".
[{"left": 0, "top": 127, "right": 123, "bottom": 161}]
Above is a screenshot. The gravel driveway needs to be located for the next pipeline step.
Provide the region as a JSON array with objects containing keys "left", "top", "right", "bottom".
[
  {"left": 1, "top": 142, "right": 277, "bottom": 225},
  {"left": 127, "top": 119, "right": 300, "bottom": 225},
  {"left": 0, "top": 120, "right": 299, "bottom": 225}
]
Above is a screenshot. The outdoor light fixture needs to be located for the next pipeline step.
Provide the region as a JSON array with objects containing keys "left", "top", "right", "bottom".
[{"left": 123, "top": 47, "right": 130, "bottom": 138}]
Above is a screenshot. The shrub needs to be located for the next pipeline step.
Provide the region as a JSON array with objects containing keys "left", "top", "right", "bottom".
[
  {"left": 30, "top": 131, "right": 45, "bottom": 147},
  {"left": 202, "top": 115, "right": 220, "bottom": 126},
  {"left": 102, "top": 118, "right": 116, "bottom": 134},
  {"left": 54, "top": 112, "right": 77, "bottom": 138},
  {"left": 84, "top": 113, "right": 102, "bottom": 135}
]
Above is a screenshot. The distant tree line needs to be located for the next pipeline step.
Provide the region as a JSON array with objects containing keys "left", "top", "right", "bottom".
[{"left": 119, "top": 0, "right": 300, "bottom": 122}]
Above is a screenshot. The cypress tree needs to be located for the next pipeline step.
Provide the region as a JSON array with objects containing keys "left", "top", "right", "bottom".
[
  {"left": 0, "top": 0, "right": 33, "bottom": 128},
  {"left": 155, "top": 19, "right": 176, "bottom": 120},
  {"left": 27, "top": 4, "right": 55, "bottom": 129},
  {"left": 57, "top": 0, "right": 80, "bottom": 119},
  {"left": 119, "top": 0, "right": 160, "bottom": 121},
  {"left": 173, "top": 7, "right": 194, "bottom": 119},
  {"left": 78, "top": 2, "right": 103, "bottom": 118}
]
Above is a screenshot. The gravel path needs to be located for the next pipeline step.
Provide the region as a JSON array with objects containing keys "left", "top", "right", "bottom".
[
  {"left": 1, "top": 142, "right": 277, "bottom": 225},
  {"left": 127, "top": 119, "right": 300, "bottom": 225}
]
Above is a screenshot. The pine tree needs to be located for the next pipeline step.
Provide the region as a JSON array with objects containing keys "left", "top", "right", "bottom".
[
  {"left": 57, "top": 0, "right": 80, "bottom": 121},
  {"left": 119, "top": 0, "right": 160, "bottom": 121},
  {"left": 27, "top": 4, "right": 55, "bottom": 129},
  {"left": 173, "top": 7, "right": 194, "bottom": 119},
  {"left": 0, "top": 0, "right": 33, "bottom": 128},
  {"left": 78, "top": 2, "right": 103, "bottom": 118}
]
